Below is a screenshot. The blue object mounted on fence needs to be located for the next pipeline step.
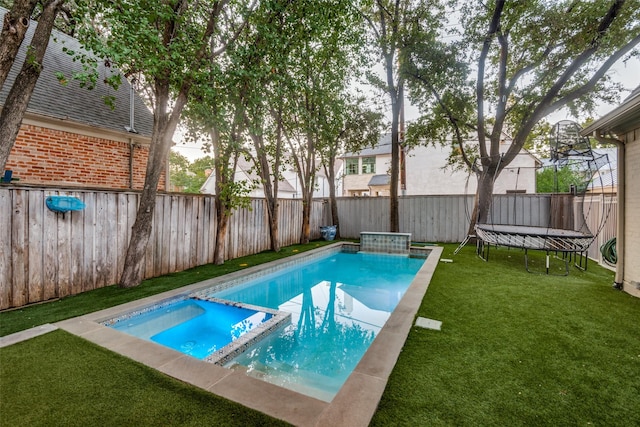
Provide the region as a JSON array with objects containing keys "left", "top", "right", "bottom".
[
  {"left": 320, "top": 225, "right": 337, "bottom": 241},
  {"left": 46, "top": 196, "right": 86, "bottom": 215}
]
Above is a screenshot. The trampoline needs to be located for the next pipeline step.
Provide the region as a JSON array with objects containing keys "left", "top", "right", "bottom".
[
  {"left": 475, "top": 224, "right": 593, "bottom": 275},
  {"left": 470, "top": 120, "right": 613, "bottom": 275}
]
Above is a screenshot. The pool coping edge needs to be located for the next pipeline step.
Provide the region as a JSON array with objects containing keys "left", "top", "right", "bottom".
[{"left": 53, "top": 242, "right": 443, "bottom": 427}]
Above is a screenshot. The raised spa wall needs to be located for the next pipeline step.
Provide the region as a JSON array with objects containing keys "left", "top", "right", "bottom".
[{"left": 359, "top": 231, "right": 412, "bottom": 255}]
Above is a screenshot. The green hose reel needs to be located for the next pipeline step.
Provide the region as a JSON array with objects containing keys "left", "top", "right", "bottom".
[{"left": 600, "top": 237, "right": 617, "bottom": 265}]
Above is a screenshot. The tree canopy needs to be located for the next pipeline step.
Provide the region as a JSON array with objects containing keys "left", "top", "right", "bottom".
[{"left": 406, "top": 0, "right": 639, "bottom": 230}]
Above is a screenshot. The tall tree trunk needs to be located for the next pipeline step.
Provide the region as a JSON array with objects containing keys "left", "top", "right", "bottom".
[
  {"left": 468, "top": 169, "right": 497, "bottom": 236},
  {"left": 251, "top": 131, "right": 280, "bottom": 253},
  {"left": 119, "top": 87, "right": 181, "bottom": 288},
  {"left": 383, "top": 48, "right": 401, "bottom": 232},
  {"left": 389, "top": 112, "right": 400, "bottom": 232},
  {"left": 300, "top": 192, "right": 311, "bottom": 244},
  {"left": 0, "top": 0, "right": 64, "bottom": 172},
  {"left": 0, "top": 0, "right": 38, "bottom": 89},
  {"left": 325, "top": 159, "right": 340, "bottom": 238},
  {"left": 213, "top": 201, "right": 229, "bottom": 265},
  {"left": 212, "top": 127, "right": 234, "bottom": 266},
  {"left": 266, "top": 196, "right": 280, "bottom": 252}
]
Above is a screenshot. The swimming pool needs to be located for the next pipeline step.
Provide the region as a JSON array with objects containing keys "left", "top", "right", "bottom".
[
  {"left": 59, "top": 242, "right": 442, "bottom": 426},
  {"left": 104, "top": 248, "right": 425, "bottom": 401},
  {"left": 204, "top": 251, "right": 425, "bottom": 401},
  {"left": 109, "top": 298, "right": 274, "bottom": 360}
]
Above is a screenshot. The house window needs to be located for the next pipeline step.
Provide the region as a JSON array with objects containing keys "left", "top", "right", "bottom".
[
  {"left": 362, "top": 157, "right": 375, "bottom": 174},
  {"left": 346, "top": 158, "right": 359, "bottom": 175}
]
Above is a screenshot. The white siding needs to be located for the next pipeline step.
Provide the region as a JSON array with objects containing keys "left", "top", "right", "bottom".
[{"left": 624, "top": 128, "right": 640, "bottom": 297}]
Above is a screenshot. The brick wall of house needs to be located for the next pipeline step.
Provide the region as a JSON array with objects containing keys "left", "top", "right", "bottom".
[{"left": 5, "top": 124, "right": 165, "bottom": 190}]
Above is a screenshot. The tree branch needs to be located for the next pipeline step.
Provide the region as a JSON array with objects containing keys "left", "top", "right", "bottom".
[{"left": 476, "top": 0, "right": 505, "bottom": 164}]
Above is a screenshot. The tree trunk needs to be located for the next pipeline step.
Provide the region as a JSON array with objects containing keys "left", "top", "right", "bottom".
[
  {"left": 0, "top": 0, "right": 38, "bottom": 89},
  {"left": 468, "top": 171, "right": 497, "bottom": 236},
  {"left": 389, "top": 116, "right": 400, "bottom": 232},
  {"left": 266, "top": 196, "right": 280, "bottom": 252},
  {"left": 325, "top": 160, "right": 340, "bottom": 238},
  {"left": 119, "top": 97, "right": 177, "bottom": 287},
  {"left": 213, "top": 198, "right": 229, "bottom": 265},
  {"left": 383, "top": 47, "right": 401, "bottom": 233},
  {"left": 249, "top": 121, "right": 281, "bottom": 253},
  {"left": 0, "top": 0, "right": 63, "bottom": 171},
  {"left": 212, "top": 127, "right": 233, "bottom": 266},
  {"left": 300, "top": 193, "right": 311, "bottom": 244}
]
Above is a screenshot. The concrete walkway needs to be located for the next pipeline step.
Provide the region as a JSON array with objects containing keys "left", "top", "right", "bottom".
[{"left": 0, "top": 324, "right": 58, "bottom": 348}]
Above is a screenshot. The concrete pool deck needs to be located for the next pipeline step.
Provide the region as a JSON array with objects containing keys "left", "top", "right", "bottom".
[{"left": 4, "top": 243, "right": 442, "bottom": 426}]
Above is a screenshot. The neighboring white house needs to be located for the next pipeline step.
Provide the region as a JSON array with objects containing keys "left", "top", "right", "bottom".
[
  {"left": 341, "top": 134, "right": 540, "bottom": 197},
  {"left": 581, "top": 86, "right": 640, "bottom": 299},
  {"left": 588, "top": 147, "right": 618, "bottom": 194},
  {"left": 200, "top": 156, "right": 342, "bottom": 198}
]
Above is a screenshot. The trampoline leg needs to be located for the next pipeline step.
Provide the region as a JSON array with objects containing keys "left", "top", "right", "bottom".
[
  {"left": 546, "top": 251, "right": 550, "bottom": 274},
  {"left": 476, "top": 239, "right": 489, "bottom": 261},
  {"left": 575, "top": 251, "right": 588, "bottom": 271},
  {"left": 525, "top": 250, "right": 569, "bottom": 276},
  {"left": 455, "top": 234, "right": 475, "bottom": 255}
]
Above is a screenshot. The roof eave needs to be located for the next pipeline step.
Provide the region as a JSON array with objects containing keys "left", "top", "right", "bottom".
[{"left": 581, "top": 94, "right": 640, "bottom": 137}]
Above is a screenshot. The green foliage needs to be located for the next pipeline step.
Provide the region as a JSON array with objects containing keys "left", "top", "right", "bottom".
[
  {"left": 536, "top": 164, "right": 587, "bottom": 193},
  {"left": 169, "top": 151, "right": 213, "bottom": 193}
]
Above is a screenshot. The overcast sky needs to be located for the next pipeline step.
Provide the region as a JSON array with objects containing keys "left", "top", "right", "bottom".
[{"left": 173, "top": 55, "right": 639, "bottom": 162}]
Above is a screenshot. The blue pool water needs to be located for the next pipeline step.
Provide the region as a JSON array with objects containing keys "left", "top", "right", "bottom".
[
  {"left": 207, "top": 251, "right": 425, "bottom": 401},
  {"left": 110, "top": 299, "right": 272, "bottom": 359}
]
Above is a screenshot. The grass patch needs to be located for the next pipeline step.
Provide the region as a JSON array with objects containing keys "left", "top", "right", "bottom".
[
  {"left": 371, "top": 244, "right": 640, "bottom": 426},
  {"left": 0, "top": 330, "right": 287, "bottom": 426},
  {"left": 0, "top": 240, "right": 334, "bottom": 337},
  {"left": 1, "top": 241, "right": 638, "bottom": 425}
]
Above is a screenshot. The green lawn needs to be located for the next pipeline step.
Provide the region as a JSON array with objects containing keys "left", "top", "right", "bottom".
[
  {"left": 2, "top": 241, "right": 639, "bottom": 426},
  {"left": 372, "top": 244, "right": 640, "bottom": 426}
]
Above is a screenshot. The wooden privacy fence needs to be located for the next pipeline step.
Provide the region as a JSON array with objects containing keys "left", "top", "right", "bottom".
[
  {"left": 337, "top": 193, "right": 615, "bottom": 263},
  {"left": 579, "top": 194, "right": 617, "bottom": 265},
  {"left": 336, "top": 194, "right": 570, "bottom": 242},
  {"left": 1, "top": 189, "right": 616, "bottom": 310},
  {"left": 335, "top": 195, "right": 474, "bottom": 242},
  {"left": 0, "top": 186, "right": 329, "bottom": 310}
]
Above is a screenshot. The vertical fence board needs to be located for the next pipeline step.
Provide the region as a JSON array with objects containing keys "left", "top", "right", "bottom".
[
  {"left": 11, "top": 190, "right": 28, "bottom": 307},
  {"left": 161, "top": 196, "right": 172, "bottom": 275},
  {"left": 105, "top": 194, "right": 118, "bottom": 285},
  {"left": 188, "top": 197, "right": 198, "bottom": 269},
  {"left": 209, "top": 198, "right": 217, "bottom": 264},
  {"left": 0, "top": 190, "right": 13, "bottom": 308},
  {"left": 150, "top": 196, "right": 162, "bottom": 277},
  {"left": 42, "top": 192, "right": 58, "bottom": 301},
  {"left": 27, "top": 191, "right": 43, "bottom": 303},
  {"left": 94, "top": 192, "right": 109, "bottom": 287},
  {"left": 195, "top": 197, "right": 205, "bottom": 266},
  {"left": 116, "top": 193, "right": 129, "bottom": 282},
  {"left": 69, "top": 192, "right": 84, "bottom": 296},
  {"left": 56, "top": 190, "right": 71, "bottom": 298},
  {"left": 81, "top": 192, "right": 96, "bottom": 292}
]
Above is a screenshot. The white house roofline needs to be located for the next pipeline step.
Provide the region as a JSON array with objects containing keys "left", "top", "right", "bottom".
[{"left": 581, "top": 86, "right": 640, "bottom": 136}]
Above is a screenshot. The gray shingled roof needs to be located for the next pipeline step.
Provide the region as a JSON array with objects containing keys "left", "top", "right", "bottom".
[
  {"left": 0, "top": 7, "right": 153, "bottom": 138},
  {"left": 368, "top": 174, "right": 390, "bottom": 186},
  {"left": 343, "top": 133, "right": 392, "bottom": 157}
]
